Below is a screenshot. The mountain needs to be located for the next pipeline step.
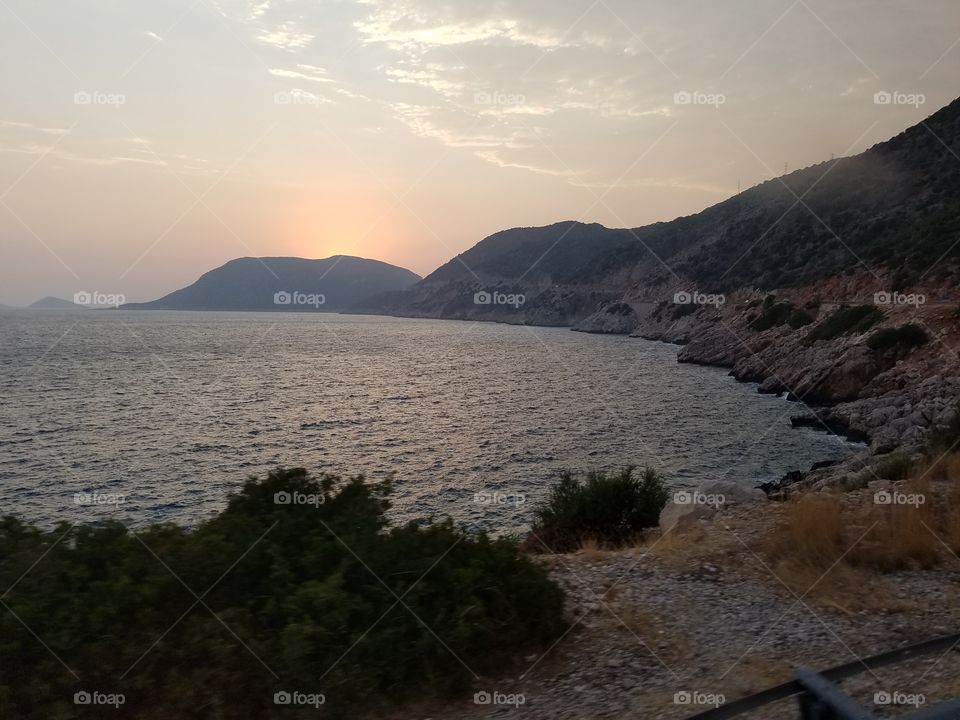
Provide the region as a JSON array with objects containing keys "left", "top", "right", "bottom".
[
  {"left": 123, "top": 256, "right": 421, "bottom": 312},
  {"left": 368, "top": 97, "right": 960, "bottom": 325},
  {"left": 351, "top": 221, "right": 645, "bottom": 325},
  {"left": 29, "top": 296, "right": 84, "bottom": 309}
]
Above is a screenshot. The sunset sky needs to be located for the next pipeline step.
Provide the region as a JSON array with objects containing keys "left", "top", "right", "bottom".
[{"left": 1, "top": 0, "right": 959, "bottom": 305}]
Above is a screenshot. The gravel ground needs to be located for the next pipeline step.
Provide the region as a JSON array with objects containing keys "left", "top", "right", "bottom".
[{"left": 390, "top": 498, "right": 960, "bottom": 720}]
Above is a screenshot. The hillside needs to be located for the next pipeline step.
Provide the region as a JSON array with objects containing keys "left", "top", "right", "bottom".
[
  {"left": 28, "top": 296, "right": 83, "bottom": 310},
  {"left": 370, "top": 98, "right": 960, "bottom": 325},
  {"left": 123, "top": 256, "right": 421, "bottom": 312}
]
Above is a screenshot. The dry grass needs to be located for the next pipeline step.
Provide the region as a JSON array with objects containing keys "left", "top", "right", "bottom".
[
  {"left": 576, "top": 536, "right": 608, "bottom": 560},
  {"left": 945, "top": 472, "right": 960, "bottom": 554},
  {"left": 768, "top": 493, "right": 910, "bottom": 611},
  {"left": 785, "top": 493, "right": 843, "bottom": 568},
  {"left": 851, "top": 478, "right": 939, "bottom": 571},
  {"left": 923, "top": 451, "right": 960, "bottom": 482}
]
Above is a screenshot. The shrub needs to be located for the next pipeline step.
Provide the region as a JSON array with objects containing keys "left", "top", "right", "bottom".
[
  {"left": 529, "top": 467, "right": 669, "bottom": 553},
  {"left": 805, "top": 305, "right": 884, "bottom": 343},
  {"left": 788, "top": 308, "right": 815, "bottom": 329},
  {"left": 872, "top": 454, "right": 913, "bottom": 481},
  {"left": 866, "top": 324, "right": 929, "bottom": 351},
  {"left": 748, "top": 301, "right": 814, "bottom": 332},
  {"left": 749, "top": 301, "right": 792, "bottom": 331},
  {"left": 0, "top": 469, "right": 565, "bottom": 719}
]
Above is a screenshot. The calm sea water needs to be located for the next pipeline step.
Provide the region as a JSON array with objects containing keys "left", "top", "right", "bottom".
[{"left": 0, "top": 310, "right": 856, "bottom": 533}]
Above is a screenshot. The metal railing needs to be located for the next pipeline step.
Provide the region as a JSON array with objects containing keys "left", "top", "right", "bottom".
[{"left": 686, "top": 633, "right": 960, "bottom": 719}]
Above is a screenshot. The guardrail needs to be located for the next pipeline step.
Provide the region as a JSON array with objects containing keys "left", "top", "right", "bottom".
[{"left": 686, "top": 633, "right": 960, "bottom": 719}]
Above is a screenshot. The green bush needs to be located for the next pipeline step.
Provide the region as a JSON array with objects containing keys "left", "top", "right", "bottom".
[
  {"left": 749, "top": 301, "right": 814, "bottom": 331},
  {"left": 528, "top": 467, "right": 669, "bottom": 553},
  {"left": 866, "top": 324, "right": 929, "bottom": 351},
  {"left": 0, "top": 469, "right": 565, "bottom": 719},
  {"left": 805, "top": 305, "right": 884, "bottom": 343},
  {"left": 873, "top": 454, "right": 914, "bottom": 481}
]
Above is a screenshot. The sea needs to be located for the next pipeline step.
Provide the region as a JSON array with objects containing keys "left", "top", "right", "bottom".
[{"left": 0, "top": 310, "right": 859, "bottom": 534}]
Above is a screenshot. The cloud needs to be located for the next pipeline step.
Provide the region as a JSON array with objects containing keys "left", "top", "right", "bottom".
[
  {"left": 257, "top": 22, "right": 315, "bottom": 50},
  {"left": 269, "top": 66, "right": 334, "bottom": 83}
]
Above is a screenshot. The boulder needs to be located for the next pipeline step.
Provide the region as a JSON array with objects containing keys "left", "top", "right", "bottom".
[{"left": 659, "top": 501, "right": 715, "bottom": 535}]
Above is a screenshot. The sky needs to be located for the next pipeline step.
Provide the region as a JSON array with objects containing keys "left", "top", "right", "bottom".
[{"left": 1, "top": 0, "right": 959, "bottom": 305}]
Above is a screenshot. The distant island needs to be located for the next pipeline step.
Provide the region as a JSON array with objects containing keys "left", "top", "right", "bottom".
[
  {"left": 122, "top": 255, "right": 421, "bottom": 312},
  {"left": 28, "top": 296, "right": 85, "bottom": 310}
]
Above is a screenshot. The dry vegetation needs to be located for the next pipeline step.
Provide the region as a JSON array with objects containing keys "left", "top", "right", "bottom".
[
  {"left": 765, "top": 454, "right": 960, "bottom": 610},
  {"left": 643, "top": 453, "right": 960, "bottom": 612}
]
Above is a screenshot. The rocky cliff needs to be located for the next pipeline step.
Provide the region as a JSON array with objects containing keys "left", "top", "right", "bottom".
[{"left": 576, "top": 276, "right": 960, "bottom": 484}]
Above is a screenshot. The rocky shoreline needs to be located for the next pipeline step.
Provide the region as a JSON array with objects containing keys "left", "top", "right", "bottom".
[{"left": 573, "top": 279, "right": 960, "bottom": 494}]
